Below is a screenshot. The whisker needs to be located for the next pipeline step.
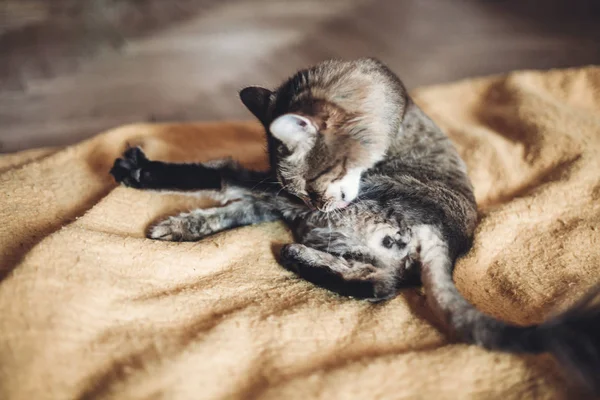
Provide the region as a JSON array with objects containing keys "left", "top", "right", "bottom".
[
  {"left": 250, "top": 176, "right": 275, "bottom": 191},
  {"left": 259, "top": 182, "right": 289, "bottom": 197},
  {"left": 332, "top": 207, "right": 343, "bottom": 221},
  {"left": 326, "top": 213, "right": 332, "bottom": 253},
  {"left": 355, "top": 196, "right": 369, "bottom": 208}
]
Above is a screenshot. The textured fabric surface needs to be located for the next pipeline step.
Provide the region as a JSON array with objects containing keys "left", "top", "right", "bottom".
[{"left": 1, "top": 68, "right": 599, "bottom": 400}]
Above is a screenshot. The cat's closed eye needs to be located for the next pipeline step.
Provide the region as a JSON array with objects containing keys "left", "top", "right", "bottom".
[{"left": 306, "top": 164, "right": 336, "bottom": 184}]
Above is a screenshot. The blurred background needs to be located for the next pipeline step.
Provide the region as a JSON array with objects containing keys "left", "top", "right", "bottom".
[{"left": 1, "top": 0, "right": 599, "bottom": 153}]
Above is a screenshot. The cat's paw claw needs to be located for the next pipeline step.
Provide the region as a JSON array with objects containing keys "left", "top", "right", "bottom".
[
  {"left": 148, "top": 211, "right": 215, "bottom": 242},
  {"left": 110, "top": 146, "right": 149, "bottom": 188},
  {"left": 148, "top": 217, "right": 187, "bottom": 241}
]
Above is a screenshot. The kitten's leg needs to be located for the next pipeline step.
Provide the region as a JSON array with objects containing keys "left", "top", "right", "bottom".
[
  {"left": 149, "top": 198, "right": 280, "bottom": 241},
  {"left": 110, "top": 147, "right": 274, "bottom": 192},
  {"left": 280, "top": 243, "right": 398, "bottom": 301}
]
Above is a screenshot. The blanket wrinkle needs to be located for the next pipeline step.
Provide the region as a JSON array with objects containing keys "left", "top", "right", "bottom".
[{"left": 1, "top": 67, "right": 600, "bottom": 399}]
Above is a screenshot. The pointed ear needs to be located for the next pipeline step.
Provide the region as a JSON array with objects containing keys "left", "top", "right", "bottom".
[
  {"left": 239, "top": 86, "right": 273, "bottom": 122},
  {"left": 269, "top": 114, "right": 317, "bottom": 150}
]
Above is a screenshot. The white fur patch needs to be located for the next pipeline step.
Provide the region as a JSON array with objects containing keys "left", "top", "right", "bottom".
[
  {"left": 269, "top": 114, "right": 316, "bottom": 153},
  {"left": 366, "top": 225, "right": 409, "bottom": 267},
  {"left": 325, "top": 167, "right": 363, "bottom": 203}
]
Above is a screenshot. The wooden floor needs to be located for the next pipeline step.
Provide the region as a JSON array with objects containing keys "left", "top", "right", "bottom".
[{"left": 1, "top": 0, "right": 599, "bottom": 153}]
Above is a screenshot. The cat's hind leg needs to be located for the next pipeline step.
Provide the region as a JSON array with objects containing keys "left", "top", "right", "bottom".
[
  {"left": 149, "top": 199, "right": 280, "bottom": 241},
  {"left": 280, "top": 243, "right": 398, "bottom": 301}
]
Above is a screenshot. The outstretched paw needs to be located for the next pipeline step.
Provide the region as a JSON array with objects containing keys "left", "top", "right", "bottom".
[
  {"left": 110, "top": 147, "right": 150, "bottom": 188},
  {"left": 148, "top": 211, "right": 217, "bottom": 242},
  {"left": 148, "top": 216, "right": 190, "bottom": 241}
]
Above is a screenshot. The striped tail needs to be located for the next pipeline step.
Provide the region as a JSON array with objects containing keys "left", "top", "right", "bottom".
[{"left": 415, "top": 225, "right": 600, "bottom": 394}]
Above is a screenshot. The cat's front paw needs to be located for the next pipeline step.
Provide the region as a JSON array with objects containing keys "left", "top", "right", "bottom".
[
  {"left": 110, "top": 147, "right": 150, "bottom": 188},
  {"left": 148, "top": 211, "right": 216, "bottom": 242},
  {"left": 149, "top": 216, "right": 192, "bottom": 241}
]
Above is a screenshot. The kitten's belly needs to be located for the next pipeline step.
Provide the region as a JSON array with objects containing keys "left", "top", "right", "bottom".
[{"left": 298, "top": 202, "right": 409, "bottom": 264}]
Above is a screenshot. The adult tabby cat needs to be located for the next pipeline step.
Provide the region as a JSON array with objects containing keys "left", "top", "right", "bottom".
[{"left": 111, "top": 58, "right": 600, "bottom": 392}]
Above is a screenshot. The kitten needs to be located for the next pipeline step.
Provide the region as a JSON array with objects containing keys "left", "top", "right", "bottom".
[{"left": 111, "top": 58, "right": 600, "bottom": 393}]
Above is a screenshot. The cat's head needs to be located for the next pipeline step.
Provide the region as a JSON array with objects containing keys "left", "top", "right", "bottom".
[
  {"left": 239, "top": 59, "right": 406, "bottom": 212},
  {"left": 240, "top": 88, "right": 369, "bottom": 211}
]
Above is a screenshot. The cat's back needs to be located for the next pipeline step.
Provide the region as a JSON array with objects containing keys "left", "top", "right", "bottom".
[{"left": 362, "top": 99, "right": 478, "bottom": 244}]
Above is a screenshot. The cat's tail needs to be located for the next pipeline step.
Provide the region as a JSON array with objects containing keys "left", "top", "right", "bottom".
[{"left": 415, "top": 225, "right": 600, "bottom": 394}]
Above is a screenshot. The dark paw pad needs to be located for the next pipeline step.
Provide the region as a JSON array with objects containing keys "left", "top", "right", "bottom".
[
  {"left": 279, "top": 244, "right": 304, "bottom": 272},
  {"left": 110, "top": 146, "right": 149, "bottom": 188},
  {"left": 368, "top": 280, "right": 398, "bottom": 302}
]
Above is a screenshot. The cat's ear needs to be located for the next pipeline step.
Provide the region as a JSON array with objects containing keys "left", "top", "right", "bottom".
[
  {"left": 269, "top": 114, "right": 317, "bottom": 149},
  {"left": 239, "top": 86, "right": 273, "bottom": 122}
]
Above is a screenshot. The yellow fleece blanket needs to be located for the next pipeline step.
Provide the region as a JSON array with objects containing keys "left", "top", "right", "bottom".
[{"left": 1, "top": 67, "right": 599, "bottom": 399}]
